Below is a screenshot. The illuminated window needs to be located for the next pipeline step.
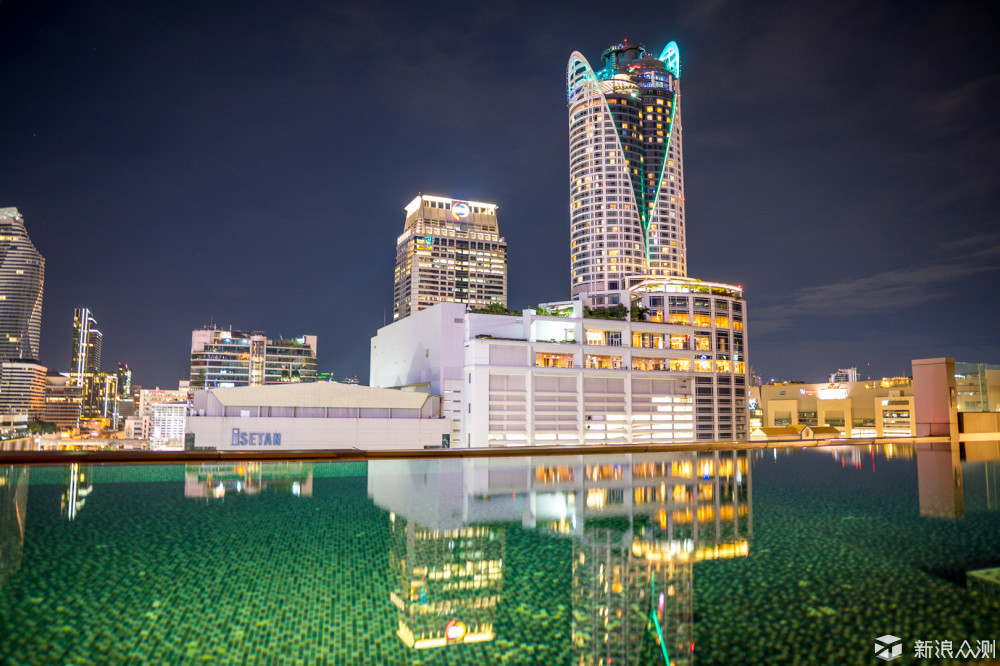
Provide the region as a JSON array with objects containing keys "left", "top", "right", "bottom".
[
  {"left": 694, "top": 358, "right": 713, "bottom": 372},
  {"left": 586, "top": 355, "right": 622, "bottom": 370},
  {"left": 667, "top": 312, "right": 689, "bottom": 325},
  {"left": 716, "top": 359, "right": 732, "bottom": 373},
  {"left": 715, "top": 315, "right": 729, "bottom": 329},
  {"left": 633, "top": 357, "right": 668, "bottom": 372},
  {"left": 669, "top": 358, "right": 691, "bottom": 372},
  {"left": 535, "top": 352, "right": 574, "bottom": 368},
  {"left": 693, "top": 313, "right": 711, "bottom": 328},
  {"left": 694, "top": 334, "right": 711, "bottom": 351}
]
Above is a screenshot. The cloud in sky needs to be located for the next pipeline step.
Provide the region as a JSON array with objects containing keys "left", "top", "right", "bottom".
[{"left": 753, "top": 258, "right": 998, "bottom": 336}]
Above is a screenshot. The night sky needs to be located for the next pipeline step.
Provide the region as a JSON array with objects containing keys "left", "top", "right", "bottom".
[{"left": 2, "top": 0, "right": 998, "bottom": 389}]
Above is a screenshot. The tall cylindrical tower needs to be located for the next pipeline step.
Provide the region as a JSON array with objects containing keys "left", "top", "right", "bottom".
[{"left": 567, "top": 41, "right": 686, "bottom": 303}]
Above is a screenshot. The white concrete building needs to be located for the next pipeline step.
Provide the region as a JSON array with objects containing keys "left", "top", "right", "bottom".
[
  {"left": 139, "top": 388, "right": 188, "bottom": 448},
  {"left": 371, "top": 276, "right": 748, "bottom": 448},
  {"left": 185, "top": 382, "right": 450, "bottom": 451}
]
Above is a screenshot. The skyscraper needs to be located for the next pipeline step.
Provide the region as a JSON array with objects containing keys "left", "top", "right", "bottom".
[
  {"left": 393, "top": 195, "right": 507, "bottom": 320},
  {"left": 567, "top": 41, "right": 685, "bottom": 302},
  {"left": 0, "top": 208, "right": 45, "bottom": 361},
  {"left": 70, "top": 307, "right": 102, "bottom": 386}
]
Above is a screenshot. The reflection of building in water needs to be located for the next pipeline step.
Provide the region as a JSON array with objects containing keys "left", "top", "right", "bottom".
[
  {"left": 388, "top": 519, "right": 503, "bottom": 649},
  {"left": 60, "top": 463, "right": 93, "bottom": 520},
  {"left": 573, "top": 528, "right": 690, "bottom": 665},
  {"left": 1, "top": 465, "right": 29, "bottom": 589},
  {"left": 369, "top": 451, "right": 751, "bottom": 661},
  {"left": 184, "top": 462, "right": 313, "bottom": 499},
  {"left": 371, "top": 459, "right": 504, "bottom": 650},
  {"left": 815, "top": 440, "right": 998, "bottom": 520},
  {"left": 917, "top": 440, "right": 1000, "bottom": 519},
  {"left": 566, "top": 453, "right": 750, "bottom": 665}
]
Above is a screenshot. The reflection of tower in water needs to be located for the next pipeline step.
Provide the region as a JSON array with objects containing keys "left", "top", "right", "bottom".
[
  {"left": 388, "top": 515, "right": 504, "bottom": 649},
  {"left": 1, "top": 465, "right": 29, "bottom": 589},
  {"left": 60, "top": 463, "right": 93, "bottom": 520},
  {"left": 573, "top": 527, "right": 693, "bottom": 665},
  {"left": 568, "top": 451, "right": 751, "bottom": 665}
]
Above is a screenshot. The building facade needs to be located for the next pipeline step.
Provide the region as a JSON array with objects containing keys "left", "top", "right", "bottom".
[
  {"left": 189, "top": 327, "right": 318, "bottom": 389},
  {"left": 70, "top": 307, "right": 102, "bottom": 383},
  {"left": 393, "top": 195, "right": 507, "bottom": 320},
  {"left": 0, "top": 208, "right": 45, "bottom": 362},
  {"left": 567, "top": 42, "right": 686, "bottom": 302},
  {"left": 0, "top": 361, "right": 47, "bottom": 421},
  {"left": 139, "top": 388, "right": 188, "bottom": 448},
  {"left": 749, "top": 376, "right": 914, "bottom": 437},
  {"left": 185, "top": 382, "right": 449, "bottom": 451},
  {"left": 372, "top": 280, "right": 749, "bottom": 448},
  {"left": 43, "top": 372, "right": 82, "bottom": 429}
]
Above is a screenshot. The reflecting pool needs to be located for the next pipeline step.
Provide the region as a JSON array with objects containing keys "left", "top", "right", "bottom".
[{"left": 1, "top": 442, "right": 999, "bottom": 664}]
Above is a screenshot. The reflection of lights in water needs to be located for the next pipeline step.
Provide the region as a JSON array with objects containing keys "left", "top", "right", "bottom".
[
  {"left": 292, "top": 481, "right": 300, "bottom": 496},
  {"left": 445, "top": 619, "right": 466, "bottom": 641},
  {"left": 236, "top": 482, "right": 242, "bottom": 492}
]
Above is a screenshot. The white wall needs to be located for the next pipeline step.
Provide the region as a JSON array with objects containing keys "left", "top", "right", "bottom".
[
  {"left": 370, "top": 302, "right": 466, "bottom": 394},
  {"left": 187, "top": 415, "right": 451, "bottom": 451}
]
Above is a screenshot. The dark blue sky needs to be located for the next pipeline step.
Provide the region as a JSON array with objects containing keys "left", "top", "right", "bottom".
[{"left": 2, "top": 0, "right": 998, "bottom": 388}]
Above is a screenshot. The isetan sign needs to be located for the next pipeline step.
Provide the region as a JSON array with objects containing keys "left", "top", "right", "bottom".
[{"left": 231, "top": 428, "right": 282, "bottom": 446}]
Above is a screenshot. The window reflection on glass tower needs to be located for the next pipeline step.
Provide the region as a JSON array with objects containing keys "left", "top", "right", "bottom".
[
  {"left": 0, "top": 208, "right": 44, "bottom": 362},
  {"left": 567, "top": 41, "right": 685, "bottom": 300}
]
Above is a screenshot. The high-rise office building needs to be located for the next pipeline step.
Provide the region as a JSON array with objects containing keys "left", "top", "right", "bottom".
[
  {"left": 70, "top": 308, "right": 102, "bottom": 385},
  {"left": 567, "top": 41, "right": 686, "bottom": 301},
  {"left": 43, "top": 372, "right": 83, "bottom": 430},
  {"left": 0, "top": 208, "right": 45, "bottom": 362},
  {"left": 189, "top": 327, "right": 318, "bottom": 389},
  {"left": 393, "top": 195, "right": 507, "bottom": 320},
  {"left": 0, "top": 361, "right": 47, "bottom": 420}
]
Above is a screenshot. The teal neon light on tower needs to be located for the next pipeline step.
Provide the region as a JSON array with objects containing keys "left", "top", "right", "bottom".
[{"left": 567, "top": 41, "right": 686, "bottom": 301}]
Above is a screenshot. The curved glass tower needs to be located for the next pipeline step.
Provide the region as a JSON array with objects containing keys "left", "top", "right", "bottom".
[
  {"left": 0, "top": 208, "right": 45, "bottom": 361},
  {"left": 567, "top": 41, "right": 685, "bottom": 301}
]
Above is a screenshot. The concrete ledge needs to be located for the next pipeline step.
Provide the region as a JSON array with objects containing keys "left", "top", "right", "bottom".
[{"left": 0, "top": 436, "right": 950, "bottom": 465}]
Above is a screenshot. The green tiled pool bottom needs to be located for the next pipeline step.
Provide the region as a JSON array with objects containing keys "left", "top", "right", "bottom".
[{"left": 1, "top": 446, "right": 999, "bottom": 664}]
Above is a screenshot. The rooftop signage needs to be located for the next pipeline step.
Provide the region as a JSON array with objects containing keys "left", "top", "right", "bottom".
[{"left": 231, "top": 428, "right": 282, "bottom": 446}]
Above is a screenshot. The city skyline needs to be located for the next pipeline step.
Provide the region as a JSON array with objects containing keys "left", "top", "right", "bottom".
[{"left": 2, "top": 1, "right": 998, "bottom": 387}]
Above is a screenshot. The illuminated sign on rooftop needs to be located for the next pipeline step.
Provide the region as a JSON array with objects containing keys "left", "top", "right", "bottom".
[{"left": 451, "top": 202, "right": 470, "bottom": 220}]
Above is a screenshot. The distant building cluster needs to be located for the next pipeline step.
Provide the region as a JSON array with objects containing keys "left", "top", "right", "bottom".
[{"left": 0, "top": 208, "right": 143, "bottom": 445}]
